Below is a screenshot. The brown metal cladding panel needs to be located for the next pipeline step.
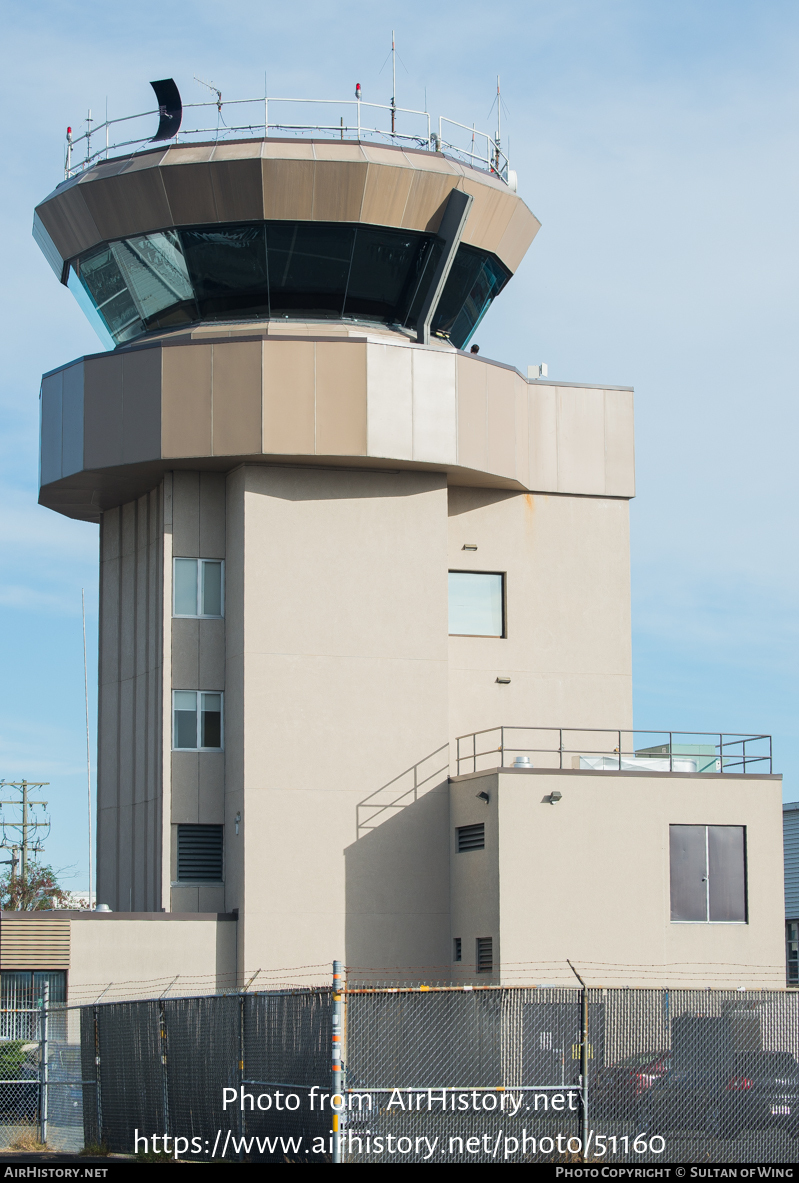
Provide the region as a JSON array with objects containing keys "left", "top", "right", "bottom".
[
  {"left": 263, "top": 340, "right": 315, "bottom": 453},
  {"left": 79, "top": 169, "right": 172, "bottom": 242},
  {"left": 312, "top": 161, "right": 368, "bottom": 222},
  {"left": 312, "top": 142, "right": 367, "bottom": 163},
  {"left": 402, "top": 171, "right": 458, "bottom": 232},
  {"left": 455, "top": 356, "right": 488, "bottom": 471},
  {"left": 162, "top": 144, "right": 215, "bottom": 165},
  {"left": 262, "top": 159, "right": 315, "bottom": 220},
  {"left": 495, "top": 200, "right": 541, "bottom": 274},
  {"left": 261, "top": 141, "right": 316, "bottom": 160},
  {"left": 486, "top": 365, "right": 517, "bottom": 479},
  {"left": 36, "top": 185, "right": 101, "bottom": 261},
  {"left": 162, "top": 345, "right": 213, "bottom": 457},
  {"left": 122, "top": 348, "right": 162, "bottom": 464},
  {"left": 459, "top": 181, "right": 518, "bottom": 256},
  {"left": 211, "top": 341, "right": 262, "bottom": 455},
  {"left": 211, "top": 142, "right": 263, "bottom": 161},
  {"left": 361, "top": 144, "right": 418, "bottom": 166},
  {"left": 360, "top": 163, "right": 414, "bottom": 228},
  {"left": 0, "top": 919, "right": 70, "bottom": 969},
  {"left": 315, "top": 341, "right": 367, "bottom": 455},
  {"left": 160, "top": 161, "right": 219, "bottom": 225},
  {"left": 209, "top": 158, "right": 264, "bottom": 222},
  {"left": 84, "top": 353, "right": 124, "bottom": 469}
]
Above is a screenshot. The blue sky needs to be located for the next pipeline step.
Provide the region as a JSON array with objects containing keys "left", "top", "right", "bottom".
[{"left": 1, "top": 1, "right": 797, "bottom": 892}]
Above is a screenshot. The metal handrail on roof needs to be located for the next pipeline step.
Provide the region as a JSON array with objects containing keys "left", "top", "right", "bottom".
[
  {"left": 455, "top": 726, "right": 773, "bottom": 775},
  {"left": 63, "top": 93, "right": 512, "bottom": 184}
]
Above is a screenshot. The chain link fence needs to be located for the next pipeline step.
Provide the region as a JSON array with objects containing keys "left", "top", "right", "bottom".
[{"left": 0, "top": 984, "right": 797, "bottom": 1162}]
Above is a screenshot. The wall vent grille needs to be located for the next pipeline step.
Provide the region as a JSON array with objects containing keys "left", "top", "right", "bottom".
[
  {"left": 177, "top": 825, "right": 224, "bottom": 882},
  {"left": 457, "top": 823, "right": 485, "bottom": 852},
  {"left": 0, "top": 919, "right": 71, "bottom": 969},
  {"left": 476, "top": 937, "right": 493, "bottom": 973}
]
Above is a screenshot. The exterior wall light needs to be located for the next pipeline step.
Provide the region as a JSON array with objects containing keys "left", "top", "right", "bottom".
[
  {"left": 462, "top": 543, "right": 478, "bottom": 551},
  {"left": 548, "top": 790, "right": 562, "bottom": 804},
  {"left": 476, "top": 791, "right": 490, "bottom": 804},
  {"left": 496, "top": 677, "right": 511, "bottom": 684}
]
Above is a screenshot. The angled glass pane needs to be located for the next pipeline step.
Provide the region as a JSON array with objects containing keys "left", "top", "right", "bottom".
[
  {"left": 111, "top": 231, "right": 193, "bottom": 325},
  {"left": 201, "top": 561, "right": 223, "bottom": 617},
  {"left": 669, "top": 825, "right": 708, "bottom": 922},
  {"left": 174, "top": 691, "right": 198, "bottom": 749},
  {"left": 174, "top": 559, "right": 198, "bottom": 616},
  {"left": 344, "top": 226, "right": 434, "bottom": 323},
  {"left": 77, "top": 244, "right": 143, "bottom": 343},
  {"left": 181, "top": 224, "right": 269, "bottom": 320},
  {"left": 267, "top": 223, "right": 354, "bottom": 316},
  {"left": 448, "top": 572, "right": 504, "bottom": 636},
  {"left": 432, "top": 245, "right": 510, "bottom": 348},
  {"left": 201, "top": 693, "right": 222, "bottom": 749}
]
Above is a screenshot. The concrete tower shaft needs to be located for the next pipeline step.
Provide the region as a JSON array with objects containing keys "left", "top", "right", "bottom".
[{"left": 35, "top": 138, "right": 636, "bottom": 982}]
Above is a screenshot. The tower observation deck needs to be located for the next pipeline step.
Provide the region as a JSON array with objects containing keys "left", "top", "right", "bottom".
[{"left": 32, "top": 84, "right": 641, "bottom": 983}]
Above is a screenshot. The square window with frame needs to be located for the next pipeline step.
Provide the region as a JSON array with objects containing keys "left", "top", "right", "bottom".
[
  {"left": 173, "top": 558, "right": 224, "bottom": 618},
  {"left": 448, "top": 571, "right": 505, "bottom": 637},
  {"left": 173, "top": 690, "right": 223, "bottom": 751},
  {"left": 669, "top": 824, "right": 747, "bottom": 923}
]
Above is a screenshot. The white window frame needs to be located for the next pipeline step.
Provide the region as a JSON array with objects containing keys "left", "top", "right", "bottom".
[
  {"left": 172, "top": 558, "right": 225, "bottom": 619},
  {"left": 172, "top": 690, "right": 224, "bottom": 752}
]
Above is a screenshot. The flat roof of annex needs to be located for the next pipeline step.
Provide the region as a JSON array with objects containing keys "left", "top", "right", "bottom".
[{"left": 34, "top": 138, "right": 541, "bottom": 283}]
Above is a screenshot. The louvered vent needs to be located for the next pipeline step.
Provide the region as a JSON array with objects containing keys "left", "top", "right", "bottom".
[
  {"left": 476, "top": 937, "right": 493, "bottom": 974},
  {"left": 457, "top": 823, "right": 485, "bottom": 852},
  {"left": 177, "top": 825, "right": 224, "bottom": 882},
  {"left": 0, "top": 919, "right": 70, "bottom": 969}
]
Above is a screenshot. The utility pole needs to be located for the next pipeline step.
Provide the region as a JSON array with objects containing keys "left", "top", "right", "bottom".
[{"left": 0, "top": 780, "right": 50, "bottom": 881}]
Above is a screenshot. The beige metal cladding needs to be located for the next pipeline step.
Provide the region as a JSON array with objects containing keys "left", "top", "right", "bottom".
[
  {"left": 34, "top": 141, "right": 540, "bottom": 277},
  {"left": 0, "top": 918, "right": 70, "bottom": 968},
  {"left": 39, "top": 336, "right": 635, "bottom": 522}
]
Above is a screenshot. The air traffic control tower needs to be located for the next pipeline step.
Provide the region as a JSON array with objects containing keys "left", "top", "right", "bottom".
[{"left": 31, "top": 85, "right": 652, "bottom": 985}]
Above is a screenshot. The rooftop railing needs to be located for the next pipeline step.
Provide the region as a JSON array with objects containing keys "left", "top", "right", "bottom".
[
  {"left": 63, "top": 93, "right": 512, "bottom": 185},
  {"left": 455, "top": 727, "right": 773, "bottom": 776}
]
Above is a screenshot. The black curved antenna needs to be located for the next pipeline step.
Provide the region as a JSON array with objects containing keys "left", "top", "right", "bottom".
[{"left": 150, "top": 78, "right": 182, "bottom": 142}]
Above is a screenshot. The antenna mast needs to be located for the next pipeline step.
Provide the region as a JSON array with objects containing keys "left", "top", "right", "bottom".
[
  {"left": 495, "top": 76, "right": 501, "bottom": 172},
  {"left": 391, "top": 30, "right": 397, "bottom": 134}
]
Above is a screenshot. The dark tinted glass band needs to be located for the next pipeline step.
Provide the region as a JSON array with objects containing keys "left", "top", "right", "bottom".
[{"left": 72, "top": 221, "right": 510, "bottom": 350}]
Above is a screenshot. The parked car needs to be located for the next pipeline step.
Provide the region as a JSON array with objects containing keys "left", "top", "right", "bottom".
[
  {"left": 592, "top": 1051, "right": 671, "bottom": 1118},
  {"left": 640, "top": 1051, "right": 799, "bottom": 1139}
]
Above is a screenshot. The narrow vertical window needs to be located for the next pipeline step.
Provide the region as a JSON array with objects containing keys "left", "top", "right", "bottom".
[
  {"left": 201, "top": 560, "right": 223, "bottom": 616},
  {"left": 173, "top": 691, "right": 199, "bottom": 750},
  {"left": 201, "top": 693, "right": 222, "bottom": 749},
  {"left": 173, "top": 558, "right": 198, "bottom": 616},
  {"left": 787, "top": 922, "right": 799, "bottom": 986}
]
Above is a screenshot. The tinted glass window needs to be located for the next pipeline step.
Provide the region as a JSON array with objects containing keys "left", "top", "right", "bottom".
[
  {"left": 73, "top": 221, "right": 510, "bottom": 348},
  {"left": 268, "top": 222, "right": 354, "bottom": 317},
  {"left": 432, "top": 244, "right": 510, "bottom": 348},
  {"left": 183, "top": 224, "right": 269, "bottom": 320}
]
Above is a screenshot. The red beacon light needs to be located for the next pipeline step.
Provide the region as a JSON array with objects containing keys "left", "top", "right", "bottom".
[{"left": 355, "top": 83, "right": 362, "bottom": 101}]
